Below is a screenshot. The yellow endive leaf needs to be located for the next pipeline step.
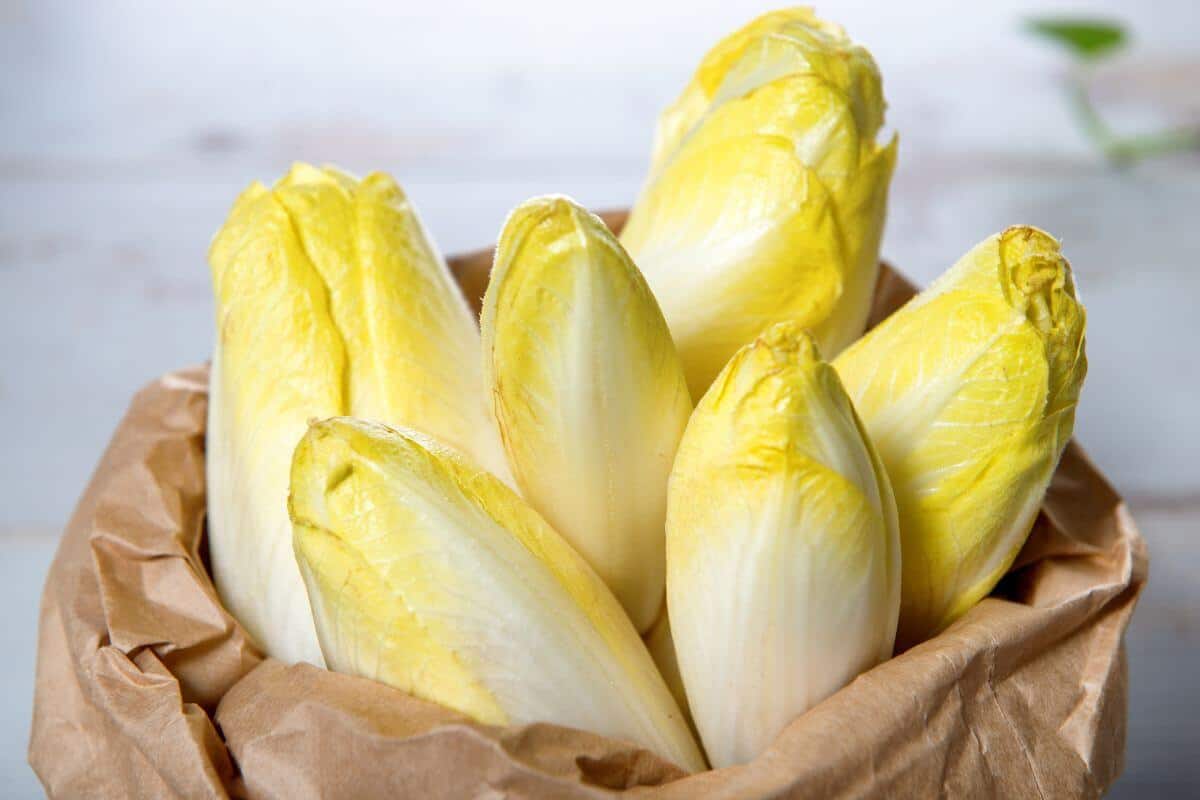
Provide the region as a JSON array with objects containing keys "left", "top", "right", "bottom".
[{"left": 291, "top": 417, "right": 706, "bottom": 773}]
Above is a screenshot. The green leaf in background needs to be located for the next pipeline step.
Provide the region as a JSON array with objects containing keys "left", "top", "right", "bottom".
[
  {"left": 1023, "top": 15, "right": 1199, "bottom": 165},
  {"left": 1027, "top": 17, "right": 1128, "bottom": 61},
  {"left": 1025, "top": 17, "right": 1127, "bottom": 61}
]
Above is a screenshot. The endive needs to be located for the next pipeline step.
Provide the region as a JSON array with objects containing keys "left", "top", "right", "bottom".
[
  {"left": 834, "top": 226, "right": 1087, "bottom": 648},
  {"left": 481, "top": 196, "right": 692, "bottom": 632},
  {"left": 207, "top": 164, "right": 506, "bottom": 664},
  {"left": 644, "top": 608, "right": 693, "bottom": 732},
  {"left": 290, "top": 417, "right": 706, "bottom": 772},
  {"left": 621, "top": 7, "right": 897, "bottom": 397},
  {"left": 667, "top": 322, "right": 900, "bottom": 769}
]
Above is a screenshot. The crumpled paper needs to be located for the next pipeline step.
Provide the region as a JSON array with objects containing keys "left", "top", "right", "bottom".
[{"left": 30, "top": 229, "right": 1147, "bottom": 799}]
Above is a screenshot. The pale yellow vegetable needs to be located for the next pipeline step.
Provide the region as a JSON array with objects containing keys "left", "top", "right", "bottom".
[
  {"left": 290, "top": 417, "right": 706, "bottom": 773},
  {"left": 667, "top": 322, "right": 900, "bottom": 768},
  {"left": 643, "top": 607, "right": 694, "bottom": 734},
  {"left": 207, "top": 164, "right": 506, "bottom": 665},
  {"left": 621, "top": 7, "right": 897, "bottom": 397},
  {"left": 481, "top": 196, "right": 691, "bottom": 632},
  {"left": 834, "top": 226, "right": 1087, "bottom": 648}
]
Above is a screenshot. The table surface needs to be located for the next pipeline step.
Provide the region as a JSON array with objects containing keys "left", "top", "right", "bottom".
[{"left": 3, "top": 1, "right": 1198, "bottom": 796}]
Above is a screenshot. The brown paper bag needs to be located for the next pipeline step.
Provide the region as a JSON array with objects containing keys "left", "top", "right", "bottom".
[{"left": 30, "top": 236, "right": 1147, "bottom": 799}]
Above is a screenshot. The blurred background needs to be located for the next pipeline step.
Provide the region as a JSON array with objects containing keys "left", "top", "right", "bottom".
[{"left": 2, "top": 0, "right": 1196, "bottom": 795}]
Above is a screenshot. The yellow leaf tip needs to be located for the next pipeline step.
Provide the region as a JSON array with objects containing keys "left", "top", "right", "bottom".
[
  {"left": 995, "top": 225, "right": 1083, "bottom": 331},
  {"left": 753, "top": 320, "right": 822, "bottom": 361}
]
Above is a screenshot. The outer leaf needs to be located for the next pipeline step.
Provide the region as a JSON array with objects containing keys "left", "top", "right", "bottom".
[
  {"left": 834, "top": 226, "right": 1088, "bottom": 648},
  {"left": 667, "top": 322, "right": 900, "bottom": 768},
  {"left": 208, "top": 182, "right": 343, "bottom": 666},
  {"left": 643, "top": 607, "right": 694, "bottom": 734},
  {"left": 207, "top": 165, "right": 506, "bottom": 664},
  {"left": 290, "top": 417, "right": 706, "bottom": 773},
  {"left": 622, "top": 8, "right": 896, "bottom": 397},
  {"left": 481, "top": 196, "right": 692, "bottom": 632},
  {"left": 271, "top": 164, "right": 509, "bottom": 479}
]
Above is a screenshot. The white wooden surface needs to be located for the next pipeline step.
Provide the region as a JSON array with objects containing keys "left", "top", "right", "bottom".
[{"left": 2, "top": 1, "right": 1197, "bottom": 796}]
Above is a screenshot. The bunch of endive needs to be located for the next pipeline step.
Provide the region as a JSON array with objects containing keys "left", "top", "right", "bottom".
[
  {"left": 206, "top": 7, "right": 1086, "bottom": 774},
  {"left": 207, "top": 164, "right": 510, "bottom": 666}
]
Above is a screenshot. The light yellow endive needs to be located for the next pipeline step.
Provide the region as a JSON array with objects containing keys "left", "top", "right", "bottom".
[
  {"left": 834, "top": 226, "right": 1087, "bottom": 649},
  {"left": 621, "top": 7, "right": 897, "bottom": 397},
  {"left": 290, "top": 417, "right": 706, "bottom": 773},
  {"left": 643, "top": 608, "right": 694, "bottom": 733},
  {"left": 667, "top": 322, "right": 900, "bottom": 769},
  {"left": 481, "top": 196, "right": 692, "bottom": 633},
  {"left": 207, "top": 164, "right": 507, "bottom": 665}
]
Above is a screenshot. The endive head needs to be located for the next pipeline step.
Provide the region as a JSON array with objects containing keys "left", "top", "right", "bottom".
[
  {"left": 269, "top": 164, "right": 509, "bottom": 478},
  {"left": 621, "top": 7, "right": 897, "bottom": 397},
  {"left": 481, "top": 196, "right": 692, "bottom": 632},
  {"left": 667, "top": 322, "right": 900, "bottom": 768},
  {"left": 206, "top": 164, "right": 507, "bottom": 665},
  {"left": 290, "top": 417, "right": 705, "bottom": 773},
  {"left": 212, "top": 163, "right": 508, "bottom": 479},
  {"left": 835, "top": 226, "right": 1087, "bottom": 647},
  {"left": 647, "top": 7, "right": 885, "bottom": 176}
]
